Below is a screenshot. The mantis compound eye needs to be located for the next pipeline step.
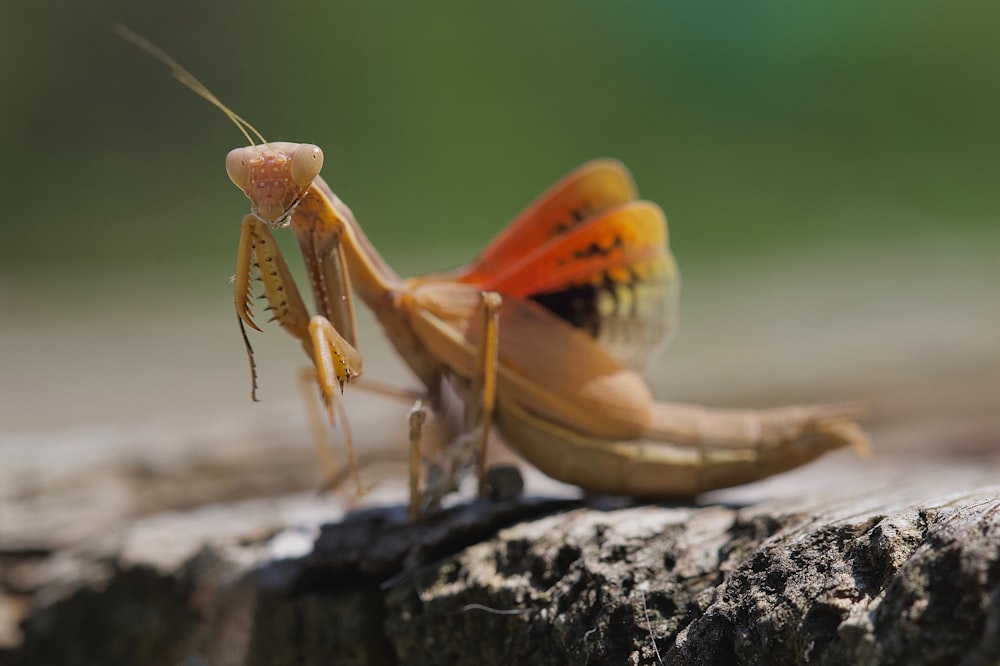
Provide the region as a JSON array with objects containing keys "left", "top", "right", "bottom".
[
  {"left": 290, "top": 144, "right": 324, "bottom": 187},
  {"left": 225, "top": 148, "right": 252, "bottom": 189}
]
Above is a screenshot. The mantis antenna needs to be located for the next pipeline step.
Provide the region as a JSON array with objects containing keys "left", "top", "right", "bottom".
[
  {"left": 117, "top": 25, "right": 274, "bottom": 399},
  {"left": 115, "top": 25, "right": 268, "bottom": 151}
]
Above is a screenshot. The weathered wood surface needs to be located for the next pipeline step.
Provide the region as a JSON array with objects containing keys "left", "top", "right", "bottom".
[
  {"left": 2, "top": 352, "right": 999, "bottom": 664},
  {"left": 3, "top": 448, "right": 999, "bottom": 665}
]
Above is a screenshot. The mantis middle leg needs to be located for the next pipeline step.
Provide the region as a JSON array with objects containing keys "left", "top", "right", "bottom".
[{"left": 407, "top": 291, "right": 503, "bottom": 519}]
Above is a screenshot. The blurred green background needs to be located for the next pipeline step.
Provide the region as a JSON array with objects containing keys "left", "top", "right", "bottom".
[
  {"left": 1, "top": 1, "right": 997, "bottom": 436},
  {"left": 4, "top": 1, "right": 997, "bottom": 285}
]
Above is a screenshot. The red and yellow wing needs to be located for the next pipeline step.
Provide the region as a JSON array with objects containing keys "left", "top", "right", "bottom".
[
  {"left": 437, "top": 160, "right": 680, "bottom": 370},
  {"left": 467, "top": 201, "right": 668, "bottom": 298},
  {"left": 479, "top": 201, "right": 680, "bottom": 370},
  {"left": 422, "top": 160, "right": 680, "bottom": 369},
  {"left": 456, "top": 159, "right": 638, "bottom": 285}
]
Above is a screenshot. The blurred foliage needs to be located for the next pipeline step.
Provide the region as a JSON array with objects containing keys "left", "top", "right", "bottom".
[{"left": 1, "top": 0, "right": 997, "bottom": 287}]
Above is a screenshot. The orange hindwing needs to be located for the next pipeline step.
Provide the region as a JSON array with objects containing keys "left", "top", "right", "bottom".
[
  {"left": 457, "top": 162, "right": 680, "bottom": 370},
  {"left": 457, "top": 159, "right": 638, "bottom": 285}
]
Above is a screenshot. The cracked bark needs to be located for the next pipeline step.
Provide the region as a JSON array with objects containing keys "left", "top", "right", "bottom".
[{"left": 4, "top": 459, "right": 999, "bottom": 666}]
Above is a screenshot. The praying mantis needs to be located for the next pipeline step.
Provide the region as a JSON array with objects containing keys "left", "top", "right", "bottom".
[{"left": 120, "top": 28, "right": 868, "bottom": 519}]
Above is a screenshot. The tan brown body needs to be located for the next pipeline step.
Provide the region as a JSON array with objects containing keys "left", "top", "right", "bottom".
[
  {"left": 118, "top": 26, "right": 867, "bottom": 514},
  {"left": 234, "top": 163, "right": 867, "bottom": 507}
]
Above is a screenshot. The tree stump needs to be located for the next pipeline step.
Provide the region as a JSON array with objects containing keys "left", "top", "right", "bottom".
[{"left": 3, "top": 448, "right": 999, "bottom": 665}]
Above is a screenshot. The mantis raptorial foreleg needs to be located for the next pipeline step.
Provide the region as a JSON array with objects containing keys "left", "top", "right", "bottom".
[{"left": 235, "top": 214, "right": 364, "bottom": 489}]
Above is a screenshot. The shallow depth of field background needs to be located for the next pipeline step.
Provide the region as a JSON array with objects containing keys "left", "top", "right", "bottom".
[{"left": 1, "top": 3, "right": 997, "bottom": 463}]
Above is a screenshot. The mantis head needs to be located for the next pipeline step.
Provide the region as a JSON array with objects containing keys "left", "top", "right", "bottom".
[
  {"left": 116, "top": 26, "right": 325, "bottom": 226},
  {"left": 226, "top": 142, "right": 325, "bottom": 226}
]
